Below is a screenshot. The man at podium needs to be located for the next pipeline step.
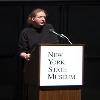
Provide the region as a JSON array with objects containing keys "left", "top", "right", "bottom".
[{"left": 18, "top": 8, "right": 59, "bottom": 100}]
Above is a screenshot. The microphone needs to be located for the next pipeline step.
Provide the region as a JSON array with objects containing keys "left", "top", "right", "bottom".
[
  {"left": 49, "top": 29, "right": 63, "bottom": 38},
  {"left": 49, "top": 29, "right": 72, "bottom": 44}
]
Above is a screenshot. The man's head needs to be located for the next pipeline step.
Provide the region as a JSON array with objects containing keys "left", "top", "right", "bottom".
[{"left": 27, "top": 8, "right": 47, "bottom": 28}]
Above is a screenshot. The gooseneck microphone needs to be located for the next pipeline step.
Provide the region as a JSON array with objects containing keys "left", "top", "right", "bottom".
[{"left": 49, "top": 29, "right": 72, "bottom": 44}]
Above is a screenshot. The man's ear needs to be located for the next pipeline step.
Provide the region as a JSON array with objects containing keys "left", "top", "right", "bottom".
[{"left": 32, "top": 17, "right": 35, "bottom": 21}]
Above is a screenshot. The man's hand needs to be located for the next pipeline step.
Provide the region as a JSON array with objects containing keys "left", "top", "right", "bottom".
[{"left": 20, "top": 52, "right": 31, "bottom": 61}]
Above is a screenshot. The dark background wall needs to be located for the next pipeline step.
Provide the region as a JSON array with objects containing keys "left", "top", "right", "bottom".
[{"left": 0, "top": 1, "right": 100, "bottom": 100}]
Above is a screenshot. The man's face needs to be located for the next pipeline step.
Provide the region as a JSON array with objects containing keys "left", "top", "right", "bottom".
[{"left": 32, "top": 11, "right": 46, "bottom": 27}]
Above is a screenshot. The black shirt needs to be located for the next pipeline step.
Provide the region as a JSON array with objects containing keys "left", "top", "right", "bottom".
[
  {"left": 18, "top": 24, "right": 59, "bottom": 54},
  {"left": 18, "top": 24, "right": 59, "bottom": 85}
]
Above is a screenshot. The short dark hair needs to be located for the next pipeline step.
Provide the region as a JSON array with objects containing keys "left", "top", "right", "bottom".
[{"left": 27, "top": 8, "right": 47, "bottom": 25}]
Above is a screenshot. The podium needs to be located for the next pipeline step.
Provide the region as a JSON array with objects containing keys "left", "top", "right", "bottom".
[{"left": 24, "top": 44, "right": 84, "bottom": 100}]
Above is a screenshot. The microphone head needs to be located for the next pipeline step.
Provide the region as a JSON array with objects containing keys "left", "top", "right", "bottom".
[{"left": 49, "top": 29, "right": 54, "bottom": 32}]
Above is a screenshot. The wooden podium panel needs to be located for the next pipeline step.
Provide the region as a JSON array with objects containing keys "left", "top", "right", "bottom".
[{"left": 39, "top": 89, "right": 81, "bottom": 100}]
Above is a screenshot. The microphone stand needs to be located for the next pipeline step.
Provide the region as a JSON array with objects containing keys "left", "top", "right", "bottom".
[
  {"left": 50, "top": 29, "right": 72, "bottom": 44},
  {"left": 60, "top": 34, "right": 72, "bottom": 44}
]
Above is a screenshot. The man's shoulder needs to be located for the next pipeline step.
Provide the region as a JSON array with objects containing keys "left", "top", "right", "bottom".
[{"left": 21, "top": 27, "right": 33, "bottom": 33}]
